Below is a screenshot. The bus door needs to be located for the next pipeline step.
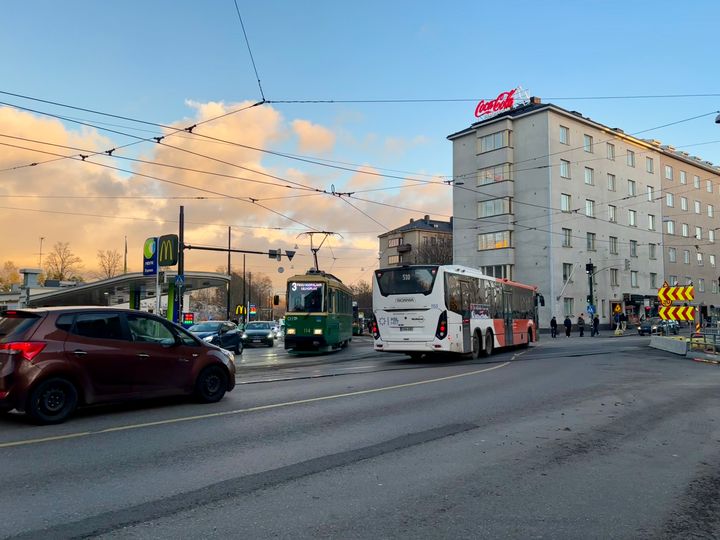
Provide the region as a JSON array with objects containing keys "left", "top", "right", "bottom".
[
  {"left": 502, "top": 286, "right": 513, "bottom": 346},
  {"left": 460, "top": 280, "right": 472, "bottom": 352}
]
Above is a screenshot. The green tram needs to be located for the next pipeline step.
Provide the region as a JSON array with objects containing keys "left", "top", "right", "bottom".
[{"left": 284, "top": 270, "right": 353, "bottom": 352}]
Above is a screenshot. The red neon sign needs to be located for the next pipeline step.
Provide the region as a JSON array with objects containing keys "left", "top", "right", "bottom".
[{"left": 474, "top": 89, "right": 517, "bottom": 118}]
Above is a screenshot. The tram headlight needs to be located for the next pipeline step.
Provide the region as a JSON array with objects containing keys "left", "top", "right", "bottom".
[
  {"left": 313, "top": 328, "right": 323, "bottom": 335},
  {"left": 286, "top": 328, "right": 296, "bottom": 335}
]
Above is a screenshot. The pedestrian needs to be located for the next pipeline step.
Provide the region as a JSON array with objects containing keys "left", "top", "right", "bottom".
[
  {"left": 620, "top": 312, "right": 627, "bottom": 332},
  {"left": 614, "top": 312, "right": 620, "bottom": 331},
  {"left": 592, "top": 314, "right": 600, "bottom": 336},
  {"left": 550, "top": 316, "right": 558, "bottom": 338},
  {"left": 577, "top": 314, "right": 585, "bottom": 337},
  {"left": 564, "top": 315, "right": 572, "bottom": 337}
]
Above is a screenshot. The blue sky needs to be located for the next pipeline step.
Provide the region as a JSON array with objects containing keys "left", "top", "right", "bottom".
[{"left": 1, "top": 0, "right": 719, "bottom": 281}]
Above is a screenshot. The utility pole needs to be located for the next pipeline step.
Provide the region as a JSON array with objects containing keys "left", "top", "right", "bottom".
[
  {"left": 248, "top": 271, "right": 252, "bottom": 321},
  {"left": 178, "top": 206, "right": 185, "bottom": 318},
  {"left": 585, "top": 259, "right": 595, "bottom": 312},
  {"left": 226, "top": 226, "right": 231, "bottom": 320},
  {"left": 38, "top": 236, "right": 45, "bottom": 268},
  {"left": 242, "top": 254, "right": 246, "bottom": 325},
  {"left": 123, "top": 235, "right": 128, "bottom": 274}
]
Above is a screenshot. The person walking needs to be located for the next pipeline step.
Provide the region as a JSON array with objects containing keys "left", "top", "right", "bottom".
[
  {"left": 564, "top": 315, "right": 572, "bottom": 338},
  {"left": 620, "top": 312, "right": 627, "bottom": 332},
  {"left": 550, "top": 316, "right": 558, "bottom": 338},
  {"left": 577, "top": 314, "right": 586, "bottom": 337},
  {"left": 592, "top": 314, "right": 600, "bottom": 336}
]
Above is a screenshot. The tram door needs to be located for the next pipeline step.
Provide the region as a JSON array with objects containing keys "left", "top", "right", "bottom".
[{"left": 502, "top": 285, "right": 513, "bottom": 346}]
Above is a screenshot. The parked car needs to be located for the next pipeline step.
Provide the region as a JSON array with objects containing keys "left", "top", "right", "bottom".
[
  {"left": 0, "top": 307, "right": 236, "bottom": 424},
  {"left": 242, "top": 321, "right": 275, "bottom": 347},
  {"left": 637, "top": 317, "right": 679, "bottom": 336},
  {"left": 188, "top": 320, "right": 243, "bottom": 354}
]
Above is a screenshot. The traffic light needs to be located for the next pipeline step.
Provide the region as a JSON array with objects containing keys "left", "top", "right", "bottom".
[
  {"left": 585, "top": 263, "right": 594, "bottom": 274},
  {"left": 586, "top": 295, "right": 593, "bottom": 304},
  {"left": 625, "top": 259, "right": 631, "bottom": 270}
]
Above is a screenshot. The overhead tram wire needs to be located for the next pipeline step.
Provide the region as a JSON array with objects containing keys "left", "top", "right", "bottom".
[{"left": 232, "top": 0, "right": 266, "bottom": 103}]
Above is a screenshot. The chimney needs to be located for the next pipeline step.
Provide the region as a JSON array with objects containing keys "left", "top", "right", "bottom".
[
  {"left": 424, "top": 214, "right": 430, "bottom": 222},
  {"left": 530, "top": 96, "right": 541, "bottom": 105},
  {"left": 409, "top": 218, "right": 414, "bottom": 223}
]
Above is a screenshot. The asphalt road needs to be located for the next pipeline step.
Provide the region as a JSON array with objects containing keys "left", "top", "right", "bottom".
[{"left": 2, "top": 335, "right": 720, "bottom": 539}]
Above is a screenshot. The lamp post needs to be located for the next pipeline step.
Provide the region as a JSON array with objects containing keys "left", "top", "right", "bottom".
[{"left": 38, "top": 236, "right": 45, "bottom": 268}]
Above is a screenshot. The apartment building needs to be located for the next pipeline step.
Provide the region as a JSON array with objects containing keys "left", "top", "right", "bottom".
[
  {"left": 448, "top": 97, "right": 669, "bottom": 327},
  {"left": 378, "top": 215, "right": 452, "bottom": 268}
]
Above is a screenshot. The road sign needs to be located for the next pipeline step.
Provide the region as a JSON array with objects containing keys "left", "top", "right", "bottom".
[
  {"left": 613, "top": 303, "right": 622, "bottom": 314},
  {"left": 175, "top": 274, "right": 185, "bottom": 287},
  {"left": 587, "top": 305, "right": 595, "bottom": 315},
  {"left": 659, "top": 306, "right": 696, "bottom": 321},
  {"left": 658, "top": 285, "right": 694, "bottom": 304}
]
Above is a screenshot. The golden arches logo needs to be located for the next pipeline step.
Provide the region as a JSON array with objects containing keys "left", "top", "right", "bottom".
[{"left": 158, "top": 234, "right": 178, "bottom": 266}]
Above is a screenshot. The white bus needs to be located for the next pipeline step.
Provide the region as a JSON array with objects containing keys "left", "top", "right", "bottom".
[{"left": 371, "top": 265, "right": 542, "bottom": 359}]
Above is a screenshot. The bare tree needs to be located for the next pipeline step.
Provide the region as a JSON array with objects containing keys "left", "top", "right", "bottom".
[
  {"left": 96, "top": 249, "right": 123, "bottom": 279},
  {"left": 349, "top": 280, "right": 373, "bottom": 312},
  {"left": 415, "top": 238, "right": 453, "bottom": 265},
  {"left": 0, "top": 260, "right": 21, "bottom": 291},
  {"left": 45, "top": 242, "right": 83, "bottom": 281}
]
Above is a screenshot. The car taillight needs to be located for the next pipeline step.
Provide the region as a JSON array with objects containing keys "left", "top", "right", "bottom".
[
  {"left": 371, "top": 316, "right": 380, "bottom": 340},
  {"left": 0, "top": 342, "right": 47, "bottom": 361},
  {"left": 435, "top": 311, "right": 448, "bottom": 340}
]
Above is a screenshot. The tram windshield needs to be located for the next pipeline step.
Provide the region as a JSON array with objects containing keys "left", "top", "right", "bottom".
[{"left": 288, "top": 281, "right": 325, "bottom": 313}]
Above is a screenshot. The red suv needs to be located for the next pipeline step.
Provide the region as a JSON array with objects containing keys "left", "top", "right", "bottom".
[{"left": 0, "top": 307, "right": 236, "bottom": 424}]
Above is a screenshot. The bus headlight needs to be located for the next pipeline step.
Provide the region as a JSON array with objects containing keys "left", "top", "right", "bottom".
[{"left": 313, "top": 328, "right": 323, "bottom": 335}]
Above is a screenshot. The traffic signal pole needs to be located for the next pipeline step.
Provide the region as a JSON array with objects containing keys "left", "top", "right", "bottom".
[{"left": 586, "top": 260, "right": 595, "bottom": 312}]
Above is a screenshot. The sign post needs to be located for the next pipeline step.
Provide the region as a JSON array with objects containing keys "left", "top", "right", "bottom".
[{"left": 143, "top": 237, "right": 160, "bottom": 314}]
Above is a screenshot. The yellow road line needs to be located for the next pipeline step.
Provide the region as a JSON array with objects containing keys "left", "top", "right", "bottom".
[{"left": 0, "top": 362, "right": 510, "bottom": 449}]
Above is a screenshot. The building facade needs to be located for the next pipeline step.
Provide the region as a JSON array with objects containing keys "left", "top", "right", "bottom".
[
  {"left": 447, "top": 97, "right": 697, "bottom": 328},
  {"left": 378, "top": 215, "right": 452, "bottom": 268}
]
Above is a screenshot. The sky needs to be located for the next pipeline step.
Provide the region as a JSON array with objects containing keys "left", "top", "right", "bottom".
[{"left": 1, "top": 0, "right": 719, "bottom": 291}]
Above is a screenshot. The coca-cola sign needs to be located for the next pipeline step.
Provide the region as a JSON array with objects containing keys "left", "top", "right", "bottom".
[{"left": 474, "top": 89, "right": 517, "bottom": 118}]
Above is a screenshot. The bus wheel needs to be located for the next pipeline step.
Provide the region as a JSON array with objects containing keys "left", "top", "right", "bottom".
[
  {"left": 471, "top": 331, "right": 482, "bottom": 359},
  {"left": 483, "top": 331, "right": 494, "bottom": 357}
]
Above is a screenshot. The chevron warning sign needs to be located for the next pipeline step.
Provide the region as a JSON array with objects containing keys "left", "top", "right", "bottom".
[
  {"left": 659, "top": 306, "right": 696, "bottom": 321},
  {"left": 657, "top": 285, "right": 694, "bottom": 304}
]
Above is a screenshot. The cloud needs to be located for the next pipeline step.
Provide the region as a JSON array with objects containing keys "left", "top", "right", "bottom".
[{"left": 291, "top": 119, "right": 336, "bottom": 153}]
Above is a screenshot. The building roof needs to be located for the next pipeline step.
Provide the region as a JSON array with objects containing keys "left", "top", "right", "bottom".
[{"left": 378, "top": 216, "right": 452, "bottom": 238}]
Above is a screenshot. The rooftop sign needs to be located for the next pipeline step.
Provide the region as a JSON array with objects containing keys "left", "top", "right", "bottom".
[{"left": 474, "top": 87, "right": 530, "bottom": 119}]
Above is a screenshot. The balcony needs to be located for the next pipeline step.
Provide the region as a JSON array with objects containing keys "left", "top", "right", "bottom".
[{"left": 397, "top": 244, "right": 412, "bottom": 253}]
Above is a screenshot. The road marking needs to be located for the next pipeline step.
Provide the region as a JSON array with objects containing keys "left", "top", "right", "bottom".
[{"left": 0, "top": 362, "right": 510, "bottom": 449}]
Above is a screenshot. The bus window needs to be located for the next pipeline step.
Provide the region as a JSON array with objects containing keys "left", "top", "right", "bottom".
[{"left": 374, "top": 267, "right": 438, "bottom": 296}]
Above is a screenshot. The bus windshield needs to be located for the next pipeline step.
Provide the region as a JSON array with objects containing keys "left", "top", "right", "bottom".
[
  {"left": 374, "top": 266, "right": 438, "bottom": 296},
  {"left": 288, "top": 282, "right": 325, "bottom": 312}
]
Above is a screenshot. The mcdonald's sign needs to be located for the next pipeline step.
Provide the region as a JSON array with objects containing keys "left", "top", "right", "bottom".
[{"left": 158, "top": 234, "right": 179, "bottom": 266}]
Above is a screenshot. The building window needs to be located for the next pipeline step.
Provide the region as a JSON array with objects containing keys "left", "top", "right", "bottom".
[
  {"left": 563, "top": 297, "right": 574, "bottom": 317},
  {"left": 481, "top": 265, "right": 513, "bottom": 280},
  {"left": 664, "top": 165, "right": 673, "bottom": 180},
  {"left": 708, "top": 180, "right": 714, "bottom": 193},
  {"left": 610, "top": 268, "right": 619, "bottom": 286},
  {"left": 628, "top": 209, "right": 637, "bottom": 227},
  {"left": 711, "top": 254, "right": 716, "bottom": 267},
  {"left": 694, "top": 175, "right": 700, "bottom": 188},
  {"left": 627, "top": 150, "right": 635, "bottom": 167},
  {"left": 685, "top": 276, "right": 693, "bottom": 286},
  {"left": 650, "top": 273, "right": 658, "bottom": 288},
  {"left": 696, "top": 226, "right": 702, "bottom": 240},
  {"left": 681, "top": 223, "right": 689, "bottom": 237},
  {"left": 388, "top": 255, "right": 401, "bottom": 264},
  {"left": 607, "top": 173, "right": 616, "bottom": 191},
  {"left": 477, "top": 163, "right": 511, "bottom": 186},
  {"left": 478, "top": 197, "right": 511, "bottom": 218},
  {"left": 708, "top": 205, "right": 714, "bottom": 218},
  {"left": 680, "top": 197, "right": 688, "bottom": 211},
  {"left": 631, "top": 271, "right": 639, "bottom": 288},
  {"left": 587, "top": 232, "right": 596, "bottom": 251},
  {"left": 561, "top": 193, "right": 571, "bottom": 212},
  {"left": 669, "top": 275, "right": 678, "bottom": 286},
  {"left": 710, "top": 229, "right": 715, "bottom": 243},
  {"left": 649, "top": 243, "right": 657, "bottom": 259},
  {"left": 648, "top": 214, "right": 656, "bottom": 230},
  {"left": 584, "top": 134, "right": 593, "bottom": 153},
  {"left": 683, "top": 250, "right": 690, "bottom": 264},
  {"left": 387, "top": 238, "right": 402, "bottom": 248},
  {"left": 695, "top": 200, "right": 701, "bottom": 214},
  {"left": 680, "top": 170, "right": 687, "bottom": 184},
  {"left": 713, "top": 280, "right": 718, "bottom": 294},
  {"left": 699, "top": 278, "right": 705, "bottom": 293},
  {"left": 607, "top": 143, "right": 615, "bottom": 160},
  {"left": 646, "top": 157, "right": 654, "bottom": 173},
  {"left": 666, "top": 193, "right": 674, "bottom": 207},
  {"left": 647, "top": 186, "right": 654, "bottom": 202},
  {"left": 562, "top": 228, "right": 572, "bottom": 247},
  {"left": 560, "top": 125, "right": 569, "bottom": 145},
  {"left": 697, "top": 252, "right": 704, "bottom": 266},
  {"left": 478, "top": 231, "right": 511, "bottom": 250},
  {"left": 668, "top": 247, "right": 676, "bottom": 263},
  {"left": 608, "top": 205, "right": 617, "bottom": 222},
  {"left": 584, "top": 167, "right": 594, "bottom": 185},
  {"left": 630, "top": 240, "right": 638, "bottom": 257},
  {"left": 585, "top": 199, "right": 595, "bottom": 217},
  {"left": 667, "top": 220, "right": 675, "bottom": 235},
  {"left": 609, "top": 236, "right": 618, "bottom": 254},
  {"left": 628, "top": 180, "right": 636, "bottom": 196},
  {"left": 560, "top": 159, "right": 570, "bottom": 179},
  {"left": 563, "top": 263, "right": 574, "bottom": 284},
  {"left": 478, "top": 130, "right": 510, "bottom": 153}
]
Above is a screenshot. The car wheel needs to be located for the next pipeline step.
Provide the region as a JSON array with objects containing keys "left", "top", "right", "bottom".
[
  {"left": 268, "top": 339, "right": 274, "bottom": 348},
  {"left": 234, "top": 341, "right": 243, "bottom": 355},
  {"left": 27, "top": 378, "right": 78, "bottom": 425},
  {"left": 195, "top": 366, "right": 228, "bottom": 403}
]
